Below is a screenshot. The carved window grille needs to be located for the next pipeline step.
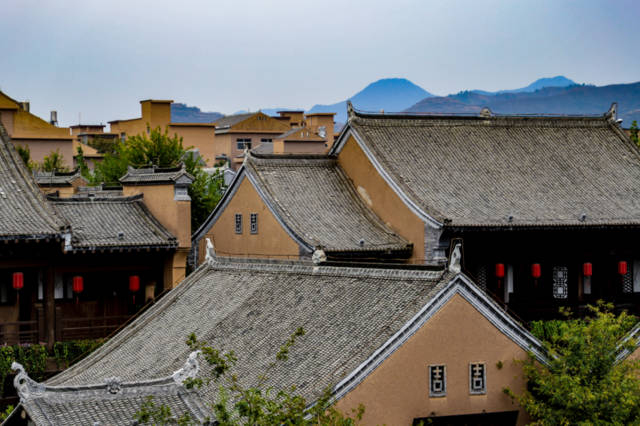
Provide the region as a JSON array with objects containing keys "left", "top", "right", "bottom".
[
  {"left": 235, "top": 213, "right": 243, "bottom": 234},
  {"left": 552, "top": 266, "right": 568, "bottom": 299},
  {"left": 469, "top": 363, "right": 486, "bottom": 394},
  {"left": 623, "top": 261, "right": 633, "bottom": 294},
  {"left": 250, "top": 213, "right": 258, "bottom": 234},
  {"left": 429, "top": 365, "right": 446, "bottom": 397},
  {"left": 476, "top": 265, "right": 487, "bottom": 291}
]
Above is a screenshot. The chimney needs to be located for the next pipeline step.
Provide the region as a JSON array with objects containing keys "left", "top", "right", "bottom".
[
  {"left": 50, "top": 111, "right": 58, "bottom": 126},
  {"left": 20, "top": 102, "right": 30, "bottom": 112}
]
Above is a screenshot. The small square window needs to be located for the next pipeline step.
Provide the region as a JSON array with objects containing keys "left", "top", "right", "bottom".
[
  {"left": 235, "top": 214, "right": 242, "bottom": 234},
  {"left": 260, "top": 138, "right": 272, "bottom": 143},
  {"left": 250, "top": 213, "right": 258, "bottom": 234},
  {"left": 236, "top": 138, "right": 252, "bottom": 150},
  {"left": 469, "top": 363, "right": 486, "bottom": 394},
  {"left": 429, "top": 365, "right": 446, "bottom": 397}
]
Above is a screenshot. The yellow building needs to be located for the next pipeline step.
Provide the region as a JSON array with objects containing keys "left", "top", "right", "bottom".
[
  {"left": 109, "top": 99, "right": 217, "bottom": 166},
  {"left": 0, "top": 90, "right": 74, "bottom": 167}
]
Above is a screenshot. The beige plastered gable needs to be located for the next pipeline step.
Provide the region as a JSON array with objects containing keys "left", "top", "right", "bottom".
[
  {"left": 192, "top": 167, "right": 311, "bottom": 264},
  {"left": 331, "top": 274, "right": 546, "bottom": 425}
]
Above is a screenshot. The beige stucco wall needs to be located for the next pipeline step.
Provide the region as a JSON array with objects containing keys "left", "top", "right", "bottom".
[
  {"left": 122, "top": 184, "right": 191, "bottom": 249},
  {"left": 337, "top": 135, "right": 425, "bottom": 263},
  {"left": 0, "top": 110, "right": 15, "bottom": 134},
  {"left": 199, "top": 177, "right": 300, "bottom": 261},
  {"left": 14, "top": 140, "right": 74, "bottom": 168},
  {"left": 273, "top": 140, "right": 327, "bottom": 154},
  {"left": 168, "top": 125, "right": 216, "bottom": 166},
  {"left": 336, "top": 293, "right": 529, "bottom": 425}
]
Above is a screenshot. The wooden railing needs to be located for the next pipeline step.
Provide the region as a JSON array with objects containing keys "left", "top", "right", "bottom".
[
  {"left": 59, "top": 315, "right": 131, "bottom": 341},
  {"left": 0, "top": 321, "right": 38, "bottom": 345}
]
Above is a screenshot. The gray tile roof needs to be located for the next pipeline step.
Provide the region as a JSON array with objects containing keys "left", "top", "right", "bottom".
[
  {"left": 245, "top": 153, "right": 411, "bottom": 255},
  {"left": 33, "top": 169, "right": 87, "bottom": 187},
  {"left": 119, "top": 165, "right": 194, "bottom": 185},
  {"left": 13, "top": 354, "right": 211, "bottom": 425},
  {"left": 344, "top": 107, "right": 640, "bottom": 227},
  {"left": 48, "top": 258, "right": 446, "bottom": 407},
  {"left": 0, "top": 123, "right": 68, "bottom": 240},
  {"left": 50, "top": 194, "right": 177, "bottom": 251},
  {"left": 212, "top": 112, "right": 255, "bottom": 133}
]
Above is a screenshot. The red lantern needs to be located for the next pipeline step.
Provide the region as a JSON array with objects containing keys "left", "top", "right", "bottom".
[
  {"left": 12, "top": 272, "right": 23, "bottom": 291},
  {"left": 129, "top": 275, "right": 140, "bottom": 293},
  {"left": 531, "top": 263, "right": 541, "bottom": 279},
  {"left": 495, "top": 263, "right": 505, "bottom": 278},
  {"left": 72, "top": 276, "right": 84, "bottom": 294},
  {"left": 583, "top": 262, "right": 592, "bottom": 277},
  {"left": 618, "top": 261, "right": 628, "bottom": 275}
]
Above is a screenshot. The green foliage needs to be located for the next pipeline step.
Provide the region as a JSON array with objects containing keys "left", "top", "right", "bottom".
[
  {"left": 75, "top": 145, "right": 91, "bottom": 180},
  {"left": 139, "top": 331, "right": 364, "bottom": 425},
  {"left": 52, "top": 339, "right": 104, "bottom": 369},
  {"left": 92, "top": 127, "right": 226, "bottom": 230},
  {"left": 39, "top": 149, "right": 69, "bottom": 172},
  {"left": 134, "top": 396, "right": 194, "bottom": 425},
  {"left": 0, "top": 405, "right": 14, "bottom": 421},
  {"left": 15, "top": 145, "right": 34, "bottom": 171},
  {"left": 631, "top": 120, "right": 639, "bottom": 146},
  {"left": 87, "top": 135, "right": 118, "bottom": 155},
  {"left": 506, "top": 302, "right": 640, "bottom": 425},
  {"left": 0, "top": 344, "right": 47, "bottom": 397}
]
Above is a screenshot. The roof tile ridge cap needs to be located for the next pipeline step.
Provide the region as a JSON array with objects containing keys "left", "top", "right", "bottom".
[
  {"left": 45, "top": 265, "right": 213, "bottom": 386},
  {"left": 0, "top": 122, "right": 69, "bottom": 233},
  {"left": 606, "top": 119, "right": 640, "bottom": 162},
  {"left": 210, "top": 258, "right": 444, "bottom": 280}
]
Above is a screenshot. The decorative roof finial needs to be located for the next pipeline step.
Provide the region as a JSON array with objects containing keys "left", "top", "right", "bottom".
[
  {"left": 12, "top": 362, "right": 45, "bottom": 400},
  {"left": 172, "top": 351, "right": 201, "bottom": 385},
  {"left": 448, "top": 243, "right": 462, "bottom": 274},
  {"left": 480, "top": 107, "right": 492, "bottom": 118},
  {"left": 346, "top": 101, "right": 355, "bottom": 122},
  {"left": 606, "top": 102, "right": 618, "bottom": 121},
  {"left": 312, "top": 249, "right": 326, "bottom": 265},
  {"left": 205, "top": 238, "right": 216, "bottom": 263}
]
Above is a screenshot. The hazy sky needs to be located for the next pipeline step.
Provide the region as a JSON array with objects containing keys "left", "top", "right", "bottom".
[{"left": 2, "top": 0, "right": 639, "bottom": 126}]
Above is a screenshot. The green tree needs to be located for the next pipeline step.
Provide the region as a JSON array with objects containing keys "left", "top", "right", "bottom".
[
  {"left": 506, "top": 303, "right": 640, "bottom": 425},
  {"left": 135, "top": 330, "right": 364, "bottom": 425},
  {"left": 15, "top": 144, "right": 34, "bottom": 171},
  {"left": 39, "top": 149, "right": 69, "bottom": 173},
  {"left": 631, "top": 120, "right": 639, "bottom": 146},
  {"left": 75, "top": 145, "right": 91, "bottom": 180}
]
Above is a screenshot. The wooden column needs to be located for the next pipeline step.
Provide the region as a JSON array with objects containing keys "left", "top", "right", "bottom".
[{"left": 44, "top": 267, "right": 55, "bottom": 349}]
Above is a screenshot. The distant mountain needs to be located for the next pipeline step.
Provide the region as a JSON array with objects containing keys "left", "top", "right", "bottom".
[
  {"left": 472, "top": 76, "right": 576, "bottom": 96},
  {"left": 171, "top": 103, "right": 223, "bottom": 123},
  {"left": 406, "top": 81, "right": 640, "bottom": 126},
  {"left": 308, "top": 78, "right": 434, "bottom": 123}
]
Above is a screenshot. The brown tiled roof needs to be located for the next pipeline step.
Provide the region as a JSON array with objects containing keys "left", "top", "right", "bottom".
[
  {"left": 119, "top": 164, "right": 194, "bottom": 185},
  {"left": 0, "top": 123, "right": 68, "bottom": 240},
  {"left": 245, "top": 153, "right": 411, "bottom": 255},
  {"left": 344, "top": 107, "right": 640, "bottom": 227},
  {"left": 212, "top": 112, "right": 255, "bottom": 130},
  {"left": 50, "top": 194, "right": 176, "bottom": 250}
]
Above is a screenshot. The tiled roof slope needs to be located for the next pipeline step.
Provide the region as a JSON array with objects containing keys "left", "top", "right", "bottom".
[
  {"left": 0, "top": 123, "right": 67, "bottom": 240},
  {"left": 48, "top": 258, "right": 445, "bottom": 405},
  {"left": 246, "top": 153, "right": 411, "bottom": 255},
  {"left": 50, "top": 194, "right": 176, "bottom": 250},
  {"left": 33, "top": 169, "right": 87, "bottom": 187},
  {"left": 119, "top": 164, "right": 194, "bottom": 185},
  {"left": 212, "top": 112, "right": 255, "bottom": 130},
  {"left": 346, "top": 107, "right": 640, "bottom": 227},
  {"left": 12, "top": 355, "right": 211, "bottom": 425}
]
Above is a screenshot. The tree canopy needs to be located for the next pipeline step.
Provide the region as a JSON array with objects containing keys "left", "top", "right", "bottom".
[{"left": 506, "top": 303, "right": 640, "bottom": 425}]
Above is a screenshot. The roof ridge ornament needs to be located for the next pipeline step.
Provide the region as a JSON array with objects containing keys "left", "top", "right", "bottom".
[
  {"left": 448, "top": 243, "right": 462, "bottom": 274},
  {"left": 12, "top": 362, "right": 45, "bottom": 400},
  {"left": 480, "top": 107, "right": 492, "bottom": 118},
  {"left": 172, "top": 351, "right": 201, "bottom": 385},
  {"left": 205, "top": 238, "right": 216, "bottom": 263},
  {"left": 606, "top": 102, "right": 618, "bottom": 121},
  {"left": 312, "top": 249, "right": 327, "bottom": 265},
  {"left": 346, "top": 100, "right": 355, "bottom": 123}
]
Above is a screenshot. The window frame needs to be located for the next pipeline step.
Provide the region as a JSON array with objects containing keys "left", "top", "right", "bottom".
[
  {"left": 428, "top": 364, "right": 446, "bottom": 397},
  {"left": 235, "top": 213, "right": 243, "bottom": 234},
  {"left": 250, "top": 213, "right": 258, "bottom": 234},
  {"left": 469, "top": 362, "right": 486, "bottom": 395},
  {"left": 236, "top": 138, "right": 252, "bottom": 150}
]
